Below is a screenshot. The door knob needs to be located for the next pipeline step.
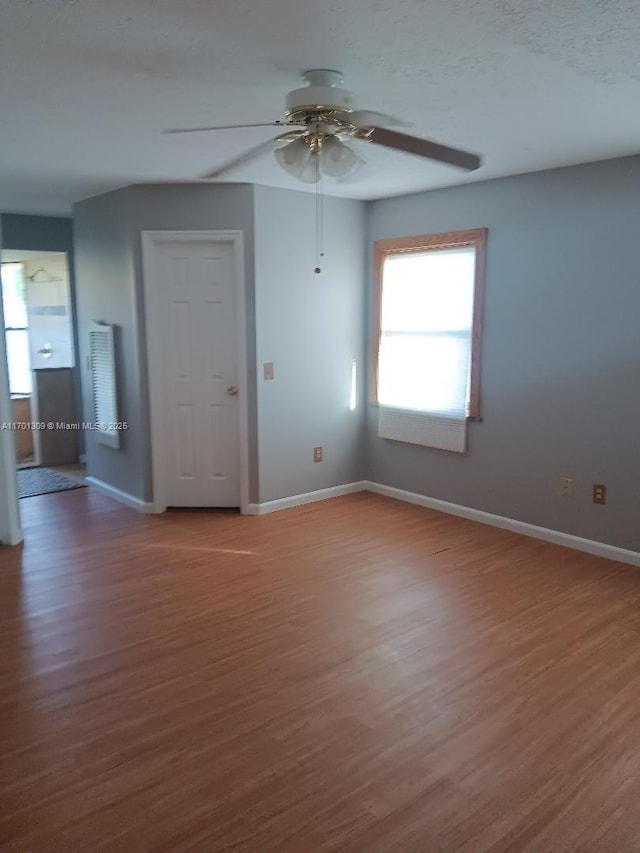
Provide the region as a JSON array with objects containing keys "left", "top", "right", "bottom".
[
  {"left": 226, "top": 385, "right": 239, "bottom": 396},
  {"left": 38, "top": 344, "right": 53, "bottom": 359}
]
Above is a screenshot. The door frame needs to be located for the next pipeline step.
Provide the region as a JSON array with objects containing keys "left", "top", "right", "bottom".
[
  {"left": 141, "top": 230, "right": 250, "bottom": 515},
  {"left": 0, "top": 267, "right": 23, "bottom": 545}
]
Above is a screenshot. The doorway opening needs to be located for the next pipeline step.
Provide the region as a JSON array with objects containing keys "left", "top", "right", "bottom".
[{"left": 0, "top": 251, "right": 83, "bottom": 492}]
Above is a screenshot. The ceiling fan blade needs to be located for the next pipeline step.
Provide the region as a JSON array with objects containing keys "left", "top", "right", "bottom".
[
  {"left": 349, "top": 110, "right": 407, "bottom": 129},
  {"left": 164, "top": 121, "right": 293, "bottom": 135},
  {"left": 365, "top": 127, "right": 481, "bottom": 171},
  {"left": 200, "top": 133, "right": 294, "bottom": 179}
]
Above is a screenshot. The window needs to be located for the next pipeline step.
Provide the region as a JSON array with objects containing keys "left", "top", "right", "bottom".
[
  {"left": 1, "top": 263, "right": 32, "bottom": 396},
  {"left": 374, "top": 228, "right": 487, "bottom": 452}
]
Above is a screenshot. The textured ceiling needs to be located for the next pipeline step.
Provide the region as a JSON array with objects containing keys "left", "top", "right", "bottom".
[{"left": 1, "top": 0, "right": 639, "bottom": 214}]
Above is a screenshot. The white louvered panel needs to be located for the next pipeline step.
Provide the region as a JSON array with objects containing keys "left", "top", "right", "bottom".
[
  {"left": 88, "top": 321, "right": 119, "bottom": 449},
  {"left": 378, "top": 406, "right": 467, "bottom": 453}
]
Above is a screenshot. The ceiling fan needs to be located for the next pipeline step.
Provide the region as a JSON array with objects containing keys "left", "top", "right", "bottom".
[{"left": 164, "top": 69, "right": 482, "bottom": 183}]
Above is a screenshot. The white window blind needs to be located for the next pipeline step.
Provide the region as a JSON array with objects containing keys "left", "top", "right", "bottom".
[
  {"left": 89, "top": 321, "right": 119, "bottom": 449},
  {"left": 377, "top": 245, "right": 478, "bottom": 453}
]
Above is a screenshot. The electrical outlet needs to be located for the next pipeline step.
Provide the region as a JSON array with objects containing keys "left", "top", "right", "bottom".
[
  {"left": 263, "top": 362, "right": 274, "bottom": 380},
  {"left": 560, "top": 477, "right": 573, "bottom": 497},
  {"left": 593, "top": 483, "right": 607, "bottom": 504},
  {"left": 313, "top": 446, "right": 323, "bottom": 463}
]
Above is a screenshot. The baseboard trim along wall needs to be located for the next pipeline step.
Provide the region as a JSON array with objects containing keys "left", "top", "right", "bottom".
[
  {"left": 363, "top": 481, "right": 640, "bottom": 567},
  {"left": 90, "top": 471, "right": 639, "bottom": 567},
  {"left": 245, "top": 481, "right": 368, "bottom": 515},
  {"left": 85, "top": 476, "right": 156, "bottom": 514}
]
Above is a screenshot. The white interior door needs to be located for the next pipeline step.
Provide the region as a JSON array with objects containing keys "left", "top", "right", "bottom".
[{"left": 151, "top": 236, "right": 241, "bottom": 507}]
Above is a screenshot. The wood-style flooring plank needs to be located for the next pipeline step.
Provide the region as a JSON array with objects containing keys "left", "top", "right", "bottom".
[{"left": 1, "top": 488, "right": 640, "bottom": 851}]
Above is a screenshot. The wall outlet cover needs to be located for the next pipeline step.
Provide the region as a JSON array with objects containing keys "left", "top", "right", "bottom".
[{"left": 593, "top": 484, "right": 607, "bottom": 504}]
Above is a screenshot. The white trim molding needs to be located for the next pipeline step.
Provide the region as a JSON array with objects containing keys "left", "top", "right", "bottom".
[
  {"left": 0, "top": 282, "right": 23, "bottom": 545},
  {"left": 363, "top": 481, "right": 640, "bottom": 567},
  {"left": 247, "top": 481, "right": 367, "bottom": 515},
  {"left": 141, "top": 230, "right": 250, "bottom": 515},
  {"left": 1, "top": 525, "right": 24, "bottom": 547},
  {"left": 86, "top": 476, "right": 156, "bottom": 513}
]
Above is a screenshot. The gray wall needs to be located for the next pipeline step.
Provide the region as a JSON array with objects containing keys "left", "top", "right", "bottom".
[
  {"left": 73, "top": 188, "right": 145, "bottom": 498},
  {"left": 366, "top": 156, "right": 640, "bottom": 552},
  {"left": 1, "top": 213, "right": 73, "bottom": 254},
  {"left": 254, "top": 186, "right": 366, "bottom": 502},
  {"left": 73, "top": 184, "right": 257, "bottom": 503},
  {"left": 74, "top": 182, "right": 366, "bottom": 506}
]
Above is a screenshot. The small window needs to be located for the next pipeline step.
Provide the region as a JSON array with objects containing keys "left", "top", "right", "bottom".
[
  {"left": 374, "top": 229, "right": 487, "bottom": 452},
  {"left": 1, "top": 263, "right": 32, "bottom": 396}
]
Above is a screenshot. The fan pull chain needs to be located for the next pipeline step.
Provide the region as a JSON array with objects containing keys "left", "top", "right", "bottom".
[{"left": 314, "top": 161, "right": 324, "bottom": 274}]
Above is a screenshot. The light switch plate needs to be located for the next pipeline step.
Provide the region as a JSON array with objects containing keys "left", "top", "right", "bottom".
[{"left": 263, "top": 362, "right": 274, "bottom": 380}]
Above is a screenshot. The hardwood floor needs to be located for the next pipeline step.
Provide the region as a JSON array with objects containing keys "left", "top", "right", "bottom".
[{"left": 2, "top": 488, "right": 640, "bottom": 852}]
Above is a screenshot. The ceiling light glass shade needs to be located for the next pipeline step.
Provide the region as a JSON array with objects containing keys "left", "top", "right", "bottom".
[
  {"left": 320, "top": 135, "right": 358, "bottom": 177},
  {"left": 274, "top": 137, "right": 311, "bottom": 179},
  {"left": 298, "top": 153, "right": 321, "bottom": 184}
]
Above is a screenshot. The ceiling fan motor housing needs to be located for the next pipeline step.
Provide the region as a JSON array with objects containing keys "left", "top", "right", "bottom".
[{"left": 285, "top": 69, "right": 354, "bottom": 122}]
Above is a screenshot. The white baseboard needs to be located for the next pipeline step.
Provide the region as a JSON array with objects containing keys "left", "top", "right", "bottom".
[
  {"left": 248, "top": 481, "right": 367, "bottom": 515},
  {"left": 363, "top": 481, "right": 640, "bottom": 567},
  {"left": 85, "top": 471, "right": 638, "bottom": 567},
  {"left": 85, "top": 476, "right": 157, "bottom": 514}
]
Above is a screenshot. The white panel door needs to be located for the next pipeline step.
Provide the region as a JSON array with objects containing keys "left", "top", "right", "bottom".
[{"left": 154, "top": 239, "right": 240, "bottom": 507}]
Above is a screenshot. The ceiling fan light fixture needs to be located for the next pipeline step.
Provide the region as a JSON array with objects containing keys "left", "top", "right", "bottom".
[
  {"left": 320, "top": 135, "right": 358, "bottom": 177},
  {"left": 275, "top": 134, "right": 356, "bottom": 182},
  {"left": 172, "top": 69, "right": 482, "bottom": 182}
]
